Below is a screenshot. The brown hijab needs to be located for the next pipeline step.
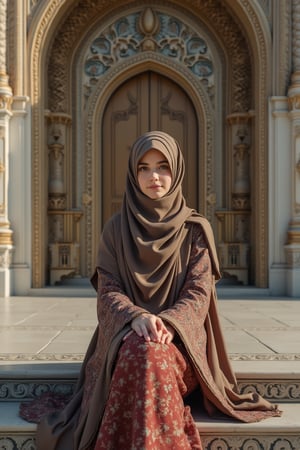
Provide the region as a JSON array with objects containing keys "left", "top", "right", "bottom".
[
  {"left": 35, "top": 134, "right": 280, "bottom": 450},
  {"left": 97, "top": 130, "right": 220, "bottom": 313}
]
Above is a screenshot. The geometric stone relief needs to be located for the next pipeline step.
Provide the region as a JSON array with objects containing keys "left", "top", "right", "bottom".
[
  {"left": 200, "top": 436, "right": 300, "bottom": 450},
  {"left": 0, "top": 380, "right": 75, "bottom": 402},
  {"left": 1, "top": 351, "right": 300, "bottom": 363},
  {"left": 1, "top": 378, "right": 299, "bottom": 402},
  {"left": 238, "top": 380, "right": 300, "bottom": 402},
  {"left": 0, "top": 353, "right": 85, "bottom": 362},
  {"left": 230, "top": 353, "right": 300, "bottom": 361},
  {"left": 84, "top": 8, "right": 214, "bottom": 103},
  {"left": 0, "top": 437, "right": 36, "bottom": 450},
  {"left": 48, "top": 0, "right": 251, "bottom": 114},
  {"left": 1, "top": 436, "right": 300, "bottom": 450}
]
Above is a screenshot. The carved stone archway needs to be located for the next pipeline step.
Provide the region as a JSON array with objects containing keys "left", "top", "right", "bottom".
[
  {"left": 84, "top": 55, "right": 215, "bottom": 275},
  {"left": 29, "top": 0, "right": 271, "bottom": 288}
]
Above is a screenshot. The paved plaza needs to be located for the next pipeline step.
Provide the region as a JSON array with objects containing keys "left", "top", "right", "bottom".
[
  {"left": 1, "top": 291, "right": 300, "bottom": 449},
  {"left": 0, "top": 291, "right": 300, "bottom": 374}
]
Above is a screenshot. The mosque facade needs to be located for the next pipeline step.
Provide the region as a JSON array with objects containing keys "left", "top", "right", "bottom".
[{"left": 1, "top": 0, "right": 299, "bottom": 297}]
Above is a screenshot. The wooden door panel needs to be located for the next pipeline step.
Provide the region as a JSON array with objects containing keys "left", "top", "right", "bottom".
[
  {"left": 102, "top": 75, "right": 149, "bottom": 221},
  {"left": 149, "top": 72, "right": 197, "bottom": 208},
  {"left": 102, "top": 72, "right": 198, "bottom": 226}
]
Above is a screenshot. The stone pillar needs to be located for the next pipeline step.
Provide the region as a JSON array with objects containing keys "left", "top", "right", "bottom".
[
  {"left": 0, "top": 0, "right": 13, "bottom": 296},
  {"left": 268, "top": 97, "right": 290, "bottom": 296},
  {"left": 8, "top": 0, "right": 32, "bottom": 294},
  {"left": 47, "top": 114, "right": 83, "bottom": 285},
  {"left": 216, "top": 113, "right": 251, "bottom": 285},
  {"left": 47, "top": 114, "right": 70, "bottom": 252},
  {"left": 285, "top": 0, "right": 300, "bottom": 296}
]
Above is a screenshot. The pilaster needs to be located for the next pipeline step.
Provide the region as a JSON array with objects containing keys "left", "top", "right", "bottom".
[
  {"left": 285, "top": 0, "right": 300, "bottom": 296},
  {"left": 47, "top": 113, "right": 83, "bottom": 285},
  {"left": 0, "top": 0, "right": 14, "bottom": 297},
  {"left": 216, "top": 113, "right": 251, "bottom": 285},
  {"left": 9, "top": 96, "right": 31, "bottom": 295},
  {"left": 268, "top": 97, "right": 290, "bottom": 295}
]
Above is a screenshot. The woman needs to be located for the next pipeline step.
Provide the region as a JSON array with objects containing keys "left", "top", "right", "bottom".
[{"left": 32, "top": 131, "right": 280, "bottom": 449}]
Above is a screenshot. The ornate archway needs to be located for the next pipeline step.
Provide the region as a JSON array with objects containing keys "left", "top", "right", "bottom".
[
  {"left": 84, "top": 56, "right": 215, "bottom": 276},
  {"left": 29, "top": 0, "right": 271, "bottom": 288}
]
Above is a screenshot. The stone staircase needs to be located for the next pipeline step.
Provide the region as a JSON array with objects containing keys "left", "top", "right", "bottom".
[{"left": 0, "top": 361, "right": 299, "bottom": 449}]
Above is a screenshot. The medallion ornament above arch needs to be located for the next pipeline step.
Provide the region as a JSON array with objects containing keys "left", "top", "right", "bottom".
[{"left": 83, "top": 7, "right": 215, "bottom": 106}]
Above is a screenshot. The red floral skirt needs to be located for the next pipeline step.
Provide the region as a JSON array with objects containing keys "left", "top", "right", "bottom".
[{"left": 94, "top": 333, "right": 203, "bottom": 450}]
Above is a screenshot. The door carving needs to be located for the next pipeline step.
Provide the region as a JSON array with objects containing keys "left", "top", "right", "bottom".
[{"left": 102, "top": 71, "right": 198, "bottom": 226}]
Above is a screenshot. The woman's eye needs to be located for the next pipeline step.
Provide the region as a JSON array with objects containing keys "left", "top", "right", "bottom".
[{"left": 159, "top": 164, "right": 170, "bottom": 171}]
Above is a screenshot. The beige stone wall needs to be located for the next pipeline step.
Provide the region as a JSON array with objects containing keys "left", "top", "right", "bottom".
[{"left": 3, "top": 0, "right": 300, "bottom": 295}]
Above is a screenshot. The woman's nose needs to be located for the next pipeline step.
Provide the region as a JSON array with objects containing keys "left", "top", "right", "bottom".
[{"left": 150, "top": 170, "right": 159, "bottom": 180}]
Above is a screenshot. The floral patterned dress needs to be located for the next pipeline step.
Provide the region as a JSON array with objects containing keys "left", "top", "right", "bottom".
[
  {"left": 21, "top": 224, "right": 281, "bottom": 450},
  {"left": 94, "top": 333, "right": 202, "bottom": 450}
]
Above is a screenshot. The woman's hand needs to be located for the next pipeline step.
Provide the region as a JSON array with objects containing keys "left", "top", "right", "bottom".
[{"left": 123, "top": 313, "right": 175, "bottom": 344}]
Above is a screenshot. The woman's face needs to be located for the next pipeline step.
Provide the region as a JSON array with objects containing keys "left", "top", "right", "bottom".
[{"left": 137, "top": 149, "right": 172, "bottom": 199}]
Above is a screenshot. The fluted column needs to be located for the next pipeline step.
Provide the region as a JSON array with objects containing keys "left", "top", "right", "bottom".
[
  {"left": 285, "top": 0, "right": 300, "bottom": 295},
  {"left": 0, "top": 0, "right": 13, "bottom": 296}
]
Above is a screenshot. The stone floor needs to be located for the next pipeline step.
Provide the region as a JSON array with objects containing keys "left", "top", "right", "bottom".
[
  {"left": 0, "top": 292, "right": 299, "bottom": 369},
  {"left": 1, "top": 292, "right": 300, "bottom": 450}
]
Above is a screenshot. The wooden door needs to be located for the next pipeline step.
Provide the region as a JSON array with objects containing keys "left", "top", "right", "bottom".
[{"left": 102, "top": 71, "right": 198, "bottom": 226}]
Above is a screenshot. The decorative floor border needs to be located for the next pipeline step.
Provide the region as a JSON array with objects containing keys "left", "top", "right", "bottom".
[
  {"left": 1, "top": 378, "right": 299, "bottom": 402},
  {"left": 1, "top": 353, "right": 300, "bottom": 362},
  {"left": 1, "top": 434, "right": 299, "bottom": 450}
]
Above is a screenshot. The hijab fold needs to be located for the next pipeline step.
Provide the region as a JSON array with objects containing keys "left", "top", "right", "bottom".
[
  {"left": 35, "top": 131, "right": 280, "bottom": 450},
  {"left": 97, "top": 131, "right": 220, "bottom": 313}
]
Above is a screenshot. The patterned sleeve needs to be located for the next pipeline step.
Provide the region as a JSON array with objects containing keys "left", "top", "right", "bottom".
[
  {"left": 96, "top": 269, "right": 148, "bottom": 337},
  {"left": 159, "top": 224, "right": 213, "bottom": 332}
]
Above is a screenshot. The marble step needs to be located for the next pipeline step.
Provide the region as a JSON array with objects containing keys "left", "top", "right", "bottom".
[
  {"left": 0, "top": 402, "right": 299, "bottom": 450},
  {"left": 28, "top": 285, "right": 272, "bottom": 298},
  {"left": 0, "top": 362, "right": 299, "bottom": 449},
  {"left": 1, "top": 360, "right": 300, "bottom": 403}
]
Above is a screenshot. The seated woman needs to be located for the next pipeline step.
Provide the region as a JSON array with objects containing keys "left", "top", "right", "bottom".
[{"left": 28, "top": 131, "right": 280, "bottom": 449}]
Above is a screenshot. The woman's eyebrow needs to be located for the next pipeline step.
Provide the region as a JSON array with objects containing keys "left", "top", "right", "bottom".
[{"left": 138, "top": 160, "right": 168, "bottom": 165}]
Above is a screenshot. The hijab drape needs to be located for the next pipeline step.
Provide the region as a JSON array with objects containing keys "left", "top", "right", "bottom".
[
  {"left": 35, "top": 131, "right": 280, "bottom": 450},
  {"left": 96, "top": 130, "right": 220, "bottom": 313}
]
